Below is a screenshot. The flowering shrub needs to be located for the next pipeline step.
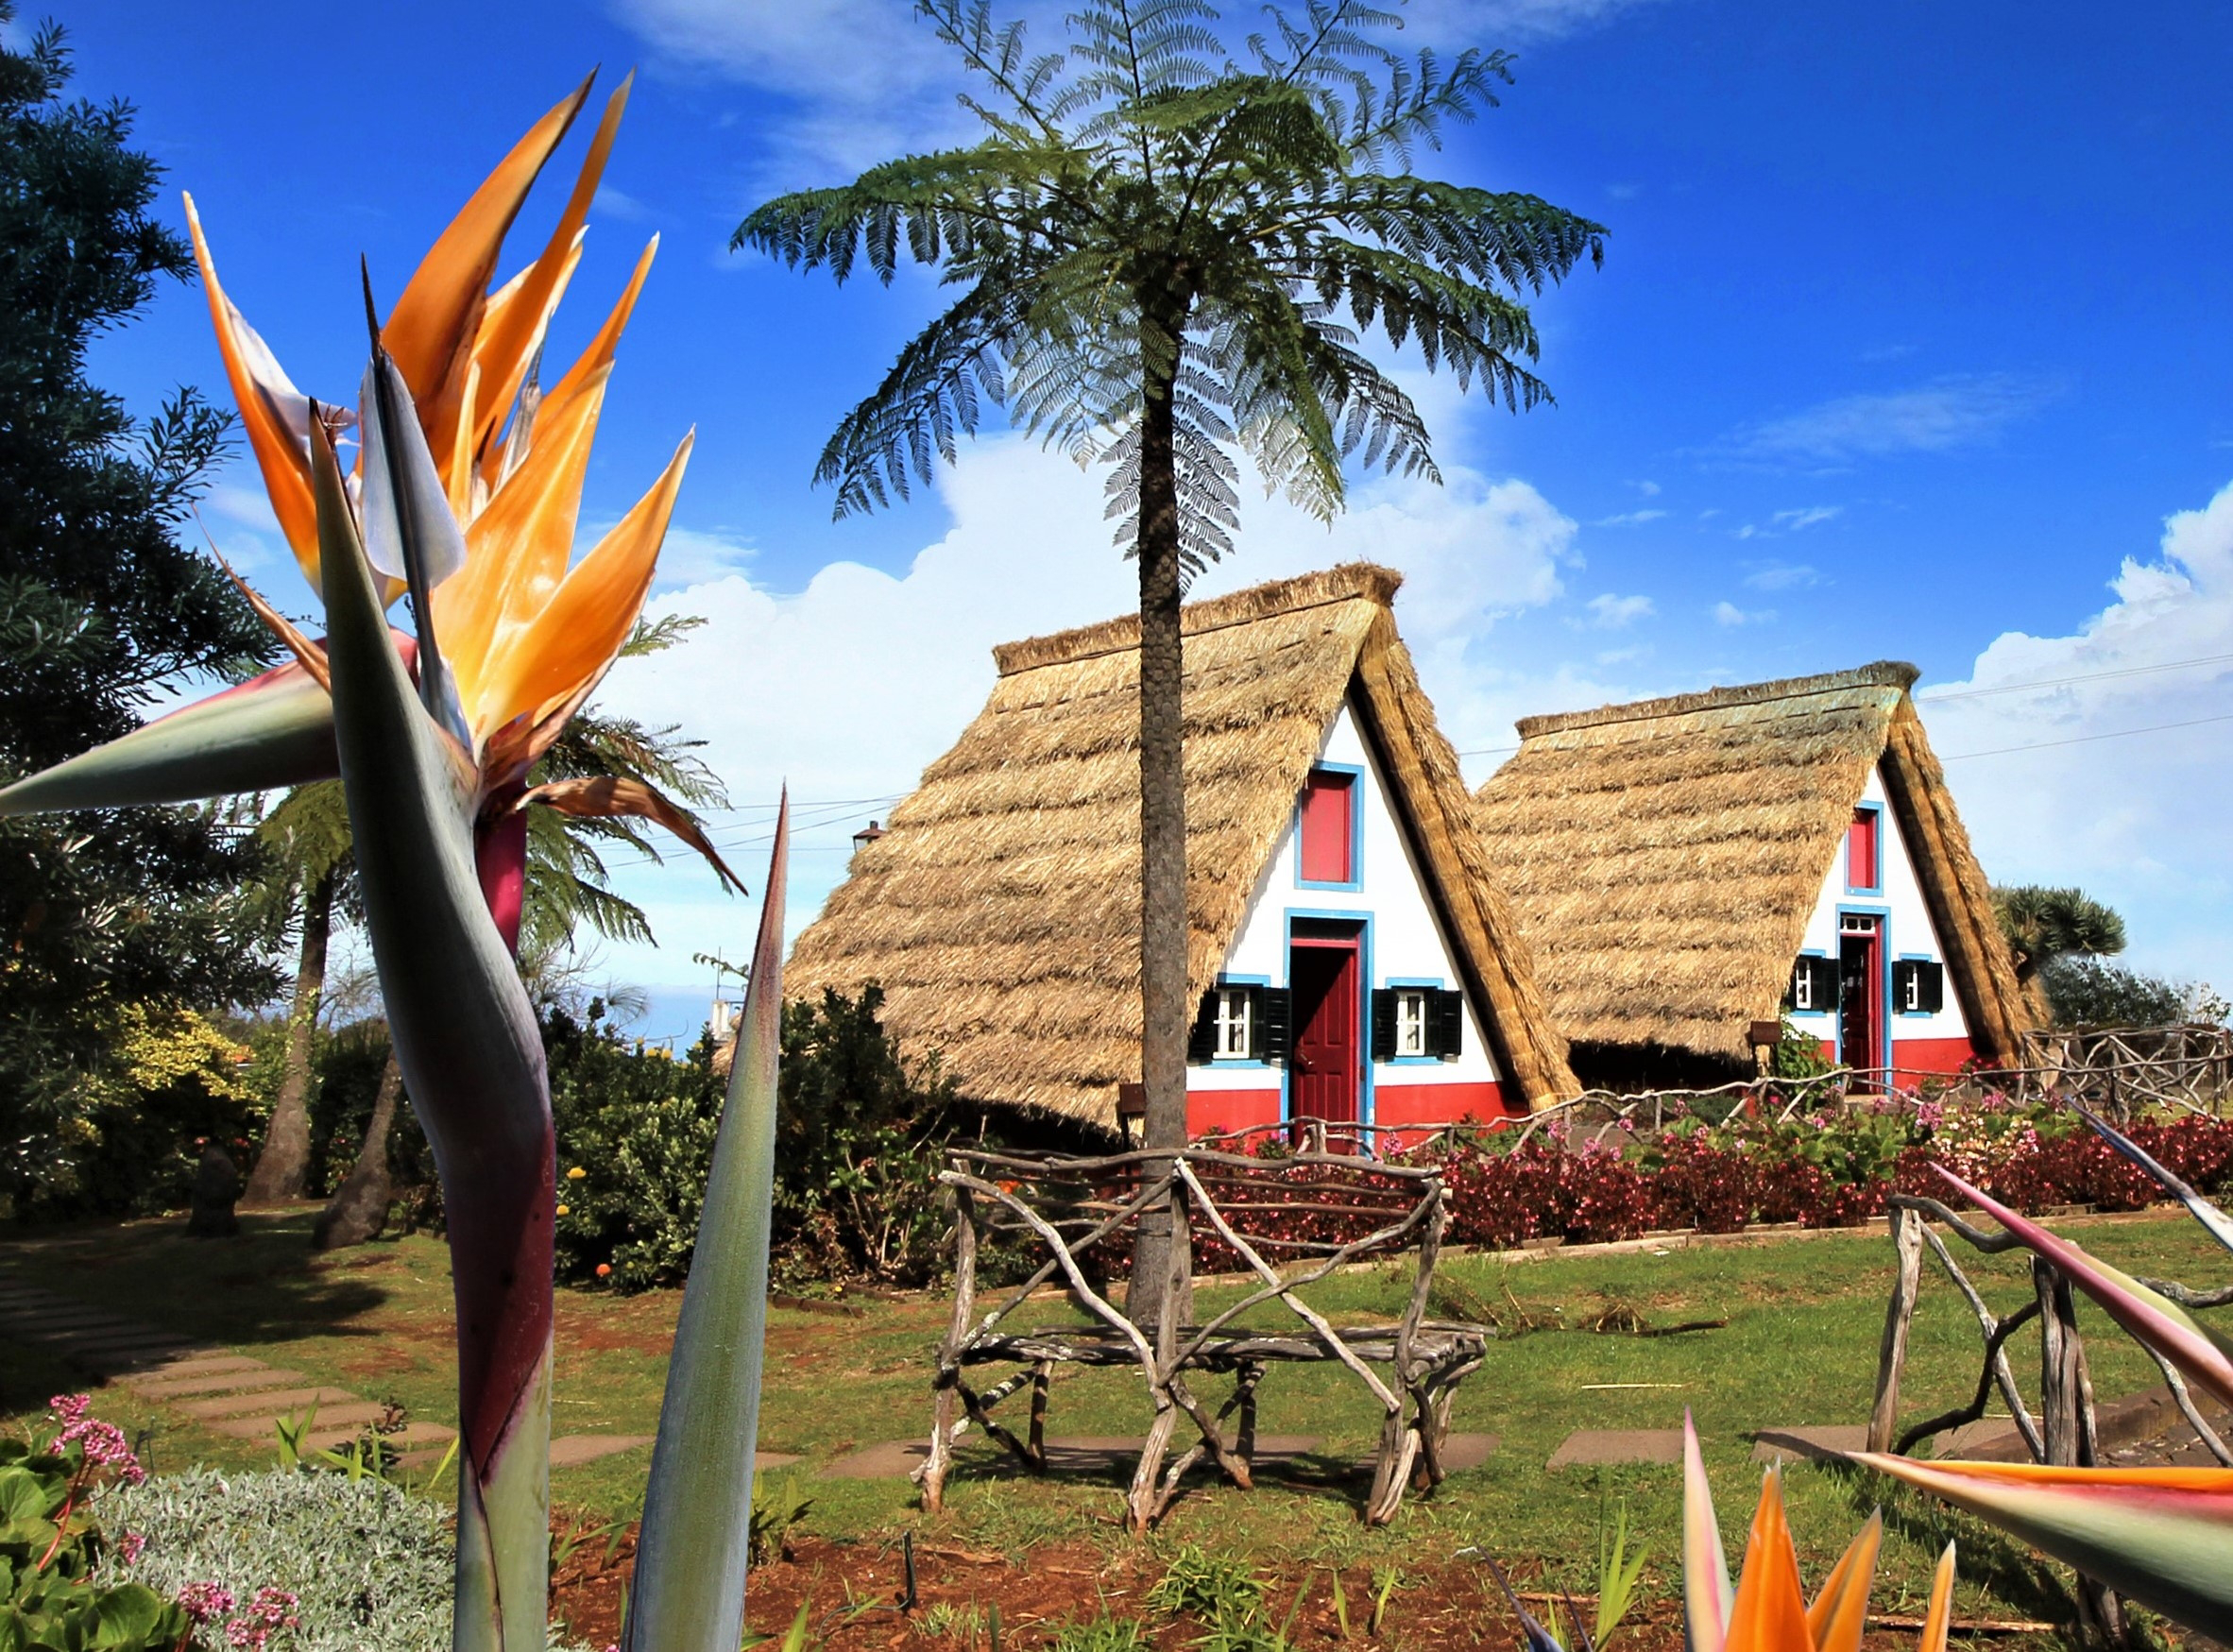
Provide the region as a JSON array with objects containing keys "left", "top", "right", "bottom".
[
  {"left": 99, "top": 1468, "right": 456, "bottom": 1652},
  {"left": 1405, "top": 1102, "right": 2233, "bottom": 1251}
]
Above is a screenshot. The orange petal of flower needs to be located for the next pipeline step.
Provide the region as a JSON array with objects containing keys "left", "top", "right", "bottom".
[
  {"left": 477, "top": 433, "right": 692, "bottom": 737},
  {"left": 1918, "top": 1543, "right": 1956, "bottom": 1652},
  {"left": 437, "top": 358, "right": 613, "bottom": 721},
  {"left": 473, "top": 233, "right": 583, "bottom": 489},
  {"left": 382, "top": 75, "right": 593, "bottom": 488},
  {"left": 182, "top": 195, "right": 321, "bottom": 590},
  {"left": 1725, "top": 1468, "right": 1814, "bottom": 1652},
  {"left": 537, "top": 235, "right": 656, "bottom": 435},
  {"left": 1803, "top": 1509, "right": 1880, "bottom": 1652},
  {"left": 469, "top": 75, "right": 631, "bottom": 474},
  {"left": 518, "top": 775, "right": 747, "bottom": 894}
]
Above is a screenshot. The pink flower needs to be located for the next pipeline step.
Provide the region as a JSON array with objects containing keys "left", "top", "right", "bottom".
[
  {"left": 222, "top": 1587, "right": 300, "bottom": 1650},
  {"left": 47, "top": 1393, "right": 91, "bottom": 1425},
  {"left": 178, "top": 1582, "right": 237, "bottom": 1625},
  {"left": 117, "top": 1530, "right": 146, "bottom": 1564},
  {"left": 59, "top": 1417, "right": 146, "bottom": 1484}
]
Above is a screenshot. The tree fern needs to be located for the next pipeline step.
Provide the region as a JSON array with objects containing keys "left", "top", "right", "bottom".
[{"left": 738, "top": 0, "right": 1600, "bottom": 1329}]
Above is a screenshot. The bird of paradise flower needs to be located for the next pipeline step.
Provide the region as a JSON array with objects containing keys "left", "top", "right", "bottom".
[{"left": 0, "top": 75, "right": 784, "bottom": 1652}]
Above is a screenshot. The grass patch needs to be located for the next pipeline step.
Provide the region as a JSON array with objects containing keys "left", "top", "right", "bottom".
[{"left": 4, "top": 1204, "right": 2227, "bottom": 1636}]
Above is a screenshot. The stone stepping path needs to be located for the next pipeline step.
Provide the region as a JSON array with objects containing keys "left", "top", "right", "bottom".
[
  {"left": 0, "top": 1277, "right": 435, "bottom": 1461},
  {"left": 1547, "top": 1428, "right": 1683, "bottom": 1469},
  {"left": 0, "top": 1272, "right": 785, "bottom": 1473},
  {"left": 1750, "top": 1425, "right": 1867, "bottom": 1464}
]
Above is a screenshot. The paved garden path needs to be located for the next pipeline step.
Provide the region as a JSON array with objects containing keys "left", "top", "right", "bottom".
[{"left": 0, "top": 1273, "right": 666, "bottom": 1471}]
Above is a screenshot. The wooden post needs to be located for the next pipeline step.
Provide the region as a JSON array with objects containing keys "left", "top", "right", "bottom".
[
  {"left": 1028, "top": 1360, "right": 1051, "bottom": 1468},
  {"left": 1868, "top": 1205, "right": 1926, "bottom": 1452},
  {"left": 2037, "top": 1257, "right": 2078, "bottom": 1466},
  {"left": 921, "top": 1184, "right": 978, "bottom": 1512},
  {"left": 2037, "top": 1259, "right": 2128, "bottom": 1646}
]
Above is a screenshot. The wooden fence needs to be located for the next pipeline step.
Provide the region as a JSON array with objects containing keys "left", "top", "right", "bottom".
[{"left": 1866, "top": 1195, "right": 2233, "bottom": 1646}]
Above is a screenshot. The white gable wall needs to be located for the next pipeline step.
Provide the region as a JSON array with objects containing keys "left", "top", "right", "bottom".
[
  {"left": 1186, "top": 699, "right": 1508, "bottom": 1133},
  {"left": 1784, "top": 762, "right": 1972, "bottom": 1070}
]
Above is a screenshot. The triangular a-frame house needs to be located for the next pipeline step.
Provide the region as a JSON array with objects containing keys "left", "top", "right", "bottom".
[
  {"left": 1470, "top": 661, "right": 2035, "bottom": 1087},
  {"left": 788, "top": 565, "right": 1578, "bottom": 1135}
]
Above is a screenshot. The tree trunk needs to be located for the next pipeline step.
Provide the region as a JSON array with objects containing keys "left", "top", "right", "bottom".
[
  {"left": 314, "top": 1050, "right": 401, "bottom": 1251},
  {"left": 245, "top": 866, "right": 333, "bottom": 1206},
  {"left": 1127, "top": 324, "right": 1193, "bottom": 1336}
]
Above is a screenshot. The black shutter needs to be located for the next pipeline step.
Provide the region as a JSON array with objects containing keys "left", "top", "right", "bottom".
[
  {"left": 1922, "top": 961, "right": 1946, "bottom": 1013},
  {"left": 1788, "top": 956, "right": 1840, "bottom": 1012},
  {"left": 1186, "top": 990, "right": 1219, "bottom": 1064},
  {"left": 1257, "top": 987, "right": 1293, "bottom": 1062},
  {"left": 1370, "top": 989, "right": 1397, "bottom": 1062},
  {"left": 1893, "top": 961, "right": 1918, "bottom": 1013},
  {"left": 1433, "top": 989, "right": 1464, "bottom": 1060}
]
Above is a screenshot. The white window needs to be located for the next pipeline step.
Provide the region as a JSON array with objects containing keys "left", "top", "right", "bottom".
[
  {"left": 1215, "top": 987, "right": 1253, "bottom": 1058},
  {"left": 1394, "top": 989, "right": 1429, "bottom": 1057}
]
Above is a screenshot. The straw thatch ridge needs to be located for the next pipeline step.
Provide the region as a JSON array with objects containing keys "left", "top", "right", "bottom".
[
  {"left": 784, "top": 563, "right": 1577, "bottom": 1128},
  {"left": 1472, "top": 662, "right": 2033, "bottom": 1065}
]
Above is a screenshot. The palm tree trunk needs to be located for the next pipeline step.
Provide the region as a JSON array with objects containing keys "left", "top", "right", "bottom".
[
  {"left": 313, "top": 1050, "right": 401, "bottom": 1250},
  {"left": 1127, "top": 332, "right": 1193, "bottom": 1335},
  {"left": 245, "top": 866, "right": 333, "bottom": 1206}
]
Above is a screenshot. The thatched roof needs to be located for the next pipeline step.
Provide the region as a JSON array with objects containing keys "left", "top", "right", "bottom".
[
  {"left": 1471, "top": 662, "right": 2034, "bottom": 1064},
  {"left": 785, "top": 564, "right": 1577, "bottom": 1127}
]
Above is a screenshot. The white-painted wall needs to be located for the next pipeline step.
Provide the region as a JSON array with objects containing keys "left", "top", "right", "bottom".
[
  {"left": 1784, "top": 762, "right": 1971, "bottom": 1055},
  {"left": 1187, "top": 698, "right": 1502, "bottom": 1098}
]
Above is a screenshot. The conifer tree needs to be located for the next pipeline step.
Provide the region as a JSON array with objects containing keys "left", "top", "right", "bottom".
[{"left": 0, "top": 9, "right": 279, "bottom": 1215}]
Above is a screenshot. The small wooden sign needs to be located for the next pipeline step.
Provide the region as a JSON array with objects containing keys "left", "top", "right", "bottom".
[
  {"left": 1116, "top": 1082, "right": 1148, "bottom": 1118},
  {"left": 1747, "top": 1019, "right": 1783, "bottom": 1049}
]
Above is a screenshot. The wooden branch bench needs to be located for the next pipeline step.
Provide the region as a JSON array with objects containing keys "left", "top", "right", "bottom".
[{"left": 917, "top": 1138, "right": 1488, "bottom": 1529}]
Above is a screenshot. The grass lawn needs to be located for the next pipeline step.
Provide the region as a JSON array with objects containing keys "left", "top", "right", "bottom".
[{"left": 3, "top": 1205, "right": 2228, "bottom": 1637}]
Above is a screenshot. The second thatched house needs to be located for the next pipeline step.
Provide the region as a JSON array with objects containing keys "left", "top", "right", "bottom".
[
  {"left": 787, "top": 565, "right": 1578, "bottom": 1138},
  {"left": 1471, "top": 662, "right": 2034, "bottom": 1087}
]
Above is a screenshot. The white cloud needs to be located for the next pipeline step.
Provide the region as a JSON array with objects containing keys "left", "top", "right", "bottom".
[
  {"left": 1593, "top": 508, "right": 1667, "bottom": 526},
  {"left": 1723, "top": 373, "right": 2057, "bottom": 464},
  {"left": 1918, "top": 478, "right": 2233, "bottom": 989},
  {"left": 1743, "top": 561, "right": 1819, "bottom": 591},
  {"left": 609, "top": 0, "right": 1666, "bottom": 178},
  {"left": 1634, "top": 479, "right": 1662, "bottom": 496},
  {"left": 1404, "top": 0, "right": 1667, "bottom": 41},
  {"left": 591, "top": 185, "right": 654, "bottom": 222},
  {"left": 1771, "top": 504, "right": 1842, "bottom": 530},
  {"left": 646, "top": 525, "right": 759, "bottom": 589},
  {"left": 1713, "top": 600, "right": 1773, "bottom": 626},
  {"left": 588, "top": 435, "right": 1579, "bottom": 980},
  {"left": 1584, "top": 592, "right": 1654, "bottom": 628}
]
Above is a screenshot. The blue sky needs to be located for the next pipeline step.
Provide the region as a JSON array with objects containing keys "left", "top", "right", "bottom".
[{"left": 61, "top": 0, "right": 2233, "bottom": 1040}]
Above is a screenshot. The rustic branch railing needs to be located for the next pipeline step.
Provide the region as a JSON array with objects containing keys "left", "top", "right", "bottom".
[
  {"left": 1866, "top": 1195, "right": 2233, "bottom": 1646},
  {"left": 2019, "top": 1024, "right": 2233, "bottom": 1119},
  {"left": 918, "top": 1144, "right": 1487, "bottom": 1530}
]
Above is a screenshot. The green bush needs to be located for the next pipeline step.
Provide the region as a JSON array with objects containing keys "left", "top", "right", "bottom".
[
  {"left": 97, "top": 1470, "right": 451, "bottom": 1652},
  {"left": 2042, "top": 957, "right": 2224, "bottom": 1029},
  {"left": 550, "top": 988, "right": 966, "bottom": 1292}
]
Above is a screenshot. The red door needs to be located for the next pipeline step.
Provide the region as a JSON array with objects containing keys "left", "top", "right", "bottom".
[
  {"left": 1289, "top": 930, "right": 1361, "bottom": 1125},
  {"left": 1839, "top": 915, "right": 1883, "bottom": 1079}
]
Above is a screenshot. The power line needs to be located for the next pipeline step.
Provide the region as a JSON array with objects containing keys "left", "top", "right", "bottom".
[
  {"left": 1939, "top": 710, "right": 2233, "bottom": 761},
  {"left": 1452, "top": 650, "right": 2233, "bottom": 760},
  {"left": 1916, "top": 651, "right": 2233, "bottom": 703}
]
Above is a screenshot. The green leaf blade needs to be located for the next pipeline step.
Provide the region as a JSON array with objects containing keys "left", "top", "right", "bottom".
[
  {"left": 312, "top": 413, "right": 553, "bottom": 1652},
  {"left": 0, "top": 658, "right": 337, "bottom": 815},
  {"left": 623, "top": 794, "right": 789, "bottom": 1652}
]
